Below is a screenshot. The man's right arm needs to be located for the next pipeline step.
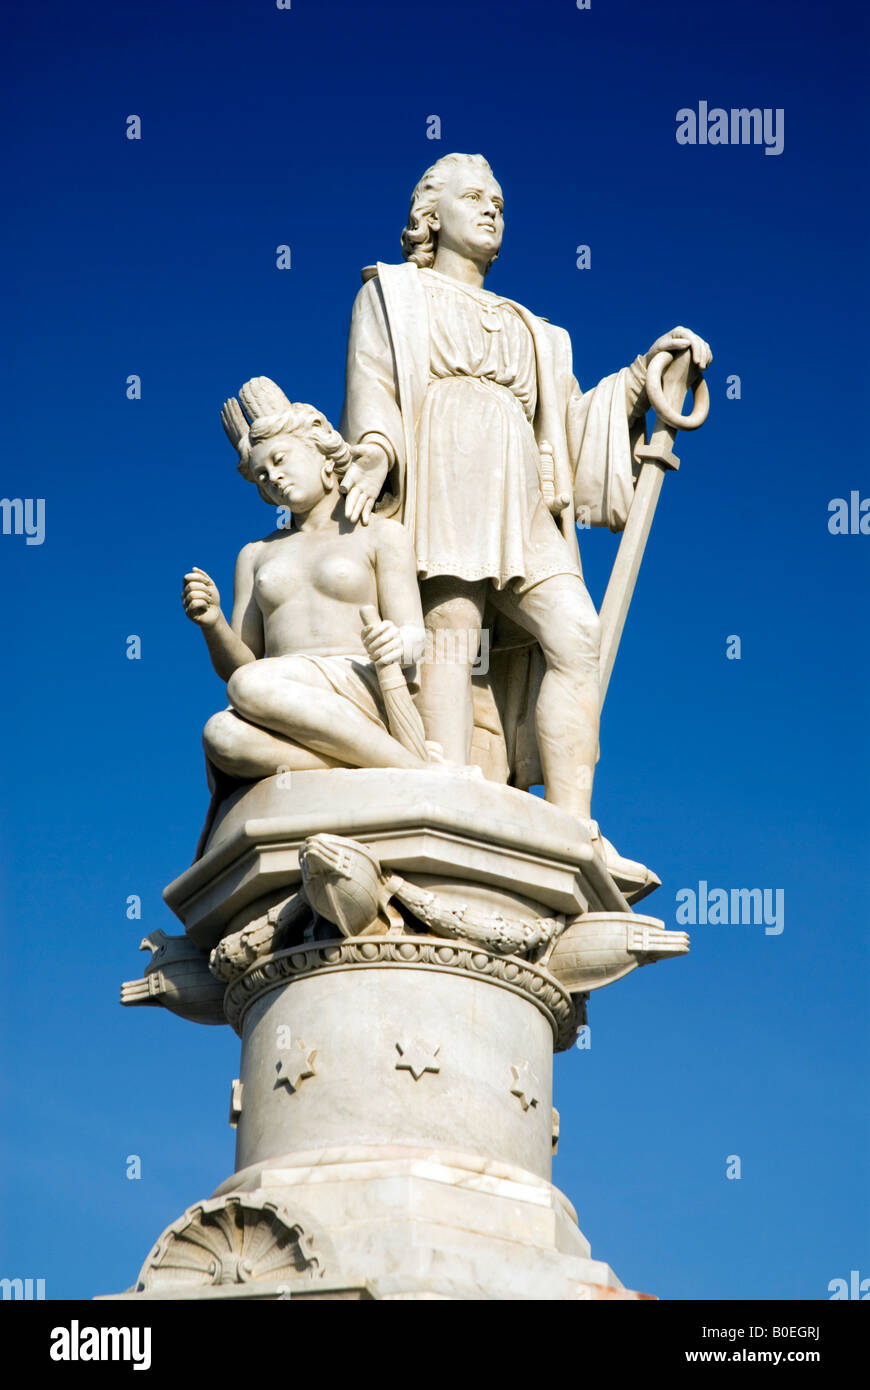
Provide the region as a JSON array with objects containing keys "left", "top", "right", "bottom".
[{"left": 339, "top": 278, "right": 406, "bottom": 522}]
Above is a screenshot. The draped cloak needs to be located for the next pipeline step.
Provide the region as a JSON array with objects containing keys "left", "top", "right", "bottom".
[{"left": 340, "top": 261, "right": 646, "bottom": 788}]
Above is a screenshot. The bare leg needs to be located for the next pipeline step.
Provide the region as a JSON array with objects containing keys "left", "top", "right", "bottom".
[
  {"left": 490, "top": 574, "right": 600, "bottom": 819},
  {"left": 417, "top": 577, "right": 487, "bottom": 763},
  {"left": 226, "top": 661, "right": 429, "bottom": 771},
  {"left": 204, "top": 708, "right": 347, "bottom": 779}
]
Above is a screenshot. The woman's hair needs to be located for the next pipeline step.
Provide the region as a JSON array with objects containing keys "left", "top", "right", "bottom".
[
  {"left": 241, "top": 405, "right": 352, "bottom": 482},
  {"left": 401, "top": 152, "right": 499, "bottom": 272},
  {"left": 222, "top": 380, "right": 353, "bottom": 501}
]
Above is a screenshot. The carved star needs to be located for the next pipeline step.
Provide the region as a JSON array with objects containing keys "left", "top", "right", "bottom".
[
  {"left": 395, "top": 1039, "right": 440, "bottom": 1081},
  {"left": 275, "top": 1039, "right": 317, "bottom": 1093},
  {"left": 510, "top": 1062, "right": 540, "bottom": 1112}
]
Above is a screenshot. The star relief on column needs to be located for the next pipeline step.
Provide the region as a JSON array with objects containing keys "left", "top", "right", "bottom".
[
  {"left": 395, "top": 1039, "right": 441, "bottom": 1081},
  {"left": 274, "top": 1039, "right": 318, "bottom": 1093},
  {"left": 510, "top": 1062, "right": 540, "bottom": 1112}
]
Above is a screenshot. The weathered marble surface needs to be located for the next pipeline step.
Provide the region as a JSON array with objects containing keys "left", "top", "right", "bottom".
[
  {"left": 338, "top": 152, "right": 710, "bottom": 819},
  {"left": 113, "top": 151, "right": 710, "bottom": 1301}
]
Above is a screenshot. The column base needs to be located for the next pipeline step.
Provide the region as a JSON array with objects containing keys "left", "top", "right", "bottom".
[{"left": 98, "top": 1145, "right": 654, "bottom": 1301}]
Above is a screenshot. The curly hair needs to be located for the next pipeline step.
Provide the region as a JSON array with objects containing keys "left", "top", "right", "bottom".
[
  {"left": 243, "top": 406, "right": 352, "bottom": 478},
  {"left": 401, "top": 152, "right": 500, "bottom": 272}
]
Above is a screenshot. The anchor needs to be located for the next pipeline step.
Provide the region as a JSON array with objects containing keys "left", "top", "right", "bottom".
[{"left": 598, "top": 342, "right": 710, "bottom": 703}]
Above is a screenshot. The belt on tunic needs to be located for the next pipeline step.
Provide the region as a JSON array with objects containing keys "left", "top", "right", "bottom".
[{"left": 427, "top": 371, "right": 536, "bottom": 424}]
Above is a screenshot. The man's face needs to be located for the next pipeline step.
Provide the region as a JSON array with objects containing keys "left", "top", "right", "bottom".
[
  {"left": 249, "top": 434, "right": 327, "bottom": 511},
  {"left": 434, "top": 165, "right": 504, "bottom": 264}
]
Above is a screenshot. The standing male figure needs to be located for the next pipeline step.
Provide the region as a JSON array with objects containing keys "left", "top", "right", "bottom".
[{"left": 338, "top": 153, "right": 711, "bottom": 827}]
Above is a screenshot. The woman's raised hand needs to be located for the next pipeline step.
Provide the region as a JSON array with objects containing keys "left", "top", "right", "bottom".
[{"left": 182, "top": 567, "right": 221, "bottom": 627}]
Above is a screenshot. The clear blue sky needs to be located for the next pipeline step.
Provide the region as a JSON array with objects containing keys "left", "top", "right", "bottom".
[{"left": 1, "top": 0, "right": 867, "bottom": 1300}]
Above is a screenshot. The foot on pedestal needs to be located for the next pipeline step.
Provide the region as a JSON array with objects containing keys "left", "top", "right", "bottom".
[
  {"left": 584, "top": 821, "right": 661, "bottom": 906},
  {"left": 423, "top": 742, "right": 484, "bottom": 779}
]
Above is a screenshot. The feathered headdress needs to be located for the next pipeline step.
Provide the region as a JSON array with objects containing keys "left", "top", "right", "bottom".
[{"left": 221, "top": 377, "right": 352, "bottom": 482}]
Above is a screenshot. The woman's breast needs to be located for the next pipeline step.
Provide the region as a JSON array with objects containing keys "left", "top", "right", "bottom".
[
  {"left": 309, "top": 552, "right": 372, "bottom": 602},
  {"left": 255, "top": 550, "right": 372, "bottom": 613}
]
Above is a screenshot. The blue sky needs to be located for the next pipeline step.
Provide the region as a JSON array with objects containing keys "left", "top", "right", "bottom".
[{"left": 1, "top": 0, "right": 867, "bottom": 1299}]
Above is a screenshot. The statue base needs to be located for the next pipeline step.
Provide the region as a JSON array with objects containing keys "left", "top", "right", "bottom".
[
  {"left": 104, "top": 1153, "right": 651, "bottom": 1301},
  {"left": 106, "top": 770, "right": 683, "bottom": 1300}
]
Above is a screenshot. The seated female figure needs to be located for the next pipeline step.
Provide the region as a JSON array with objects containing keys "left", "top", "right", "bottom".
[{"left": 182, "top": 379, "right": 433, "bottom": 779}]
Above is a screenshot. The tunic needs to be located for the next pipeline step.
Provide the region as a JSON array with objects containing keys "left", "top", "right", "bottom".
[
  {"left": 412, "top": 268, "right": 580, "bottom": 593},
  {"left": 339, "top": 259, "right": 647, "bottom": 785}
]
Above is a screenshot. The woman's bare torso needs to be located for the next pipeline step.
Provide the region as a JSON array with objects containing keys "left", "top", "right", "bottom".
[{"left": 252, "top": 527, "right": 379, "bottom": 659}]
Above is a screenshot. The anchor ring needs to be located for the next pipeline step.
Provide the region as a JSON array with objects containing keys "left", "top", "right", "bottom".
[{"left": 646, "top": 350, "right": 710, "bottom": 431}]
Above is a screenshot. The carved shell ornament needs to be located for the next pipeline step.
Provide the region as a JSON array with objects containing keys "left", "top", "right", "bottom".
[{"left": 136, "top": 1195, "right": 322, "bottom": 1292}]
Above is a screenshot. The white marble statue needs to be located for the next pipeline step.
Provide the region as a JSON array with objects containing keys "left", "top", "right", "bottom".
[
  {"left": 117, "top": 155, "right": 708, "bottom": 1308},
  {"left": 182, "top": 378, "right": 440, "bottom": 778},
  {"left": 338, "top": 153, "right": 712, "bottom": 822}
]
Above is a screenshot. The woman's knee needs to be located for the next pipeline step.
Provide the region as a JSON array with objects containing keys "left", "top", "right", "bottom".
[
  {"left": 226, "top": 662, "right": 262, "bottom": 714},
  {"left": 203, "top": 709, "right": 246, "bottom": 763}
]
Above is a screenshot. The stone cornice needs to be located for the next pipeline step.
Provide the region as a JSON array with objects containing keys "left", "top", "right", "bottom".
[{"left": 224, "top": 935, "right": 578, "bottom": 1051}]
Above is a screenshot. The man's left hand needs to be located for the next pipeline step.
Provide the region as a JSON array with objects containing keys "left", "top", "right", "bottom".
[{"left": 645, "top": 326, "right": 712, "bottom": 370}]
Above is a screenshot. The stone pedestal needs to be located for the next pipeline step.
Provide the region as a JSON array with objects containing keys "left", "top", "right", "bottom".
[{"left": 105, "top": 770, "right": 684, "bottom": 1300}]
